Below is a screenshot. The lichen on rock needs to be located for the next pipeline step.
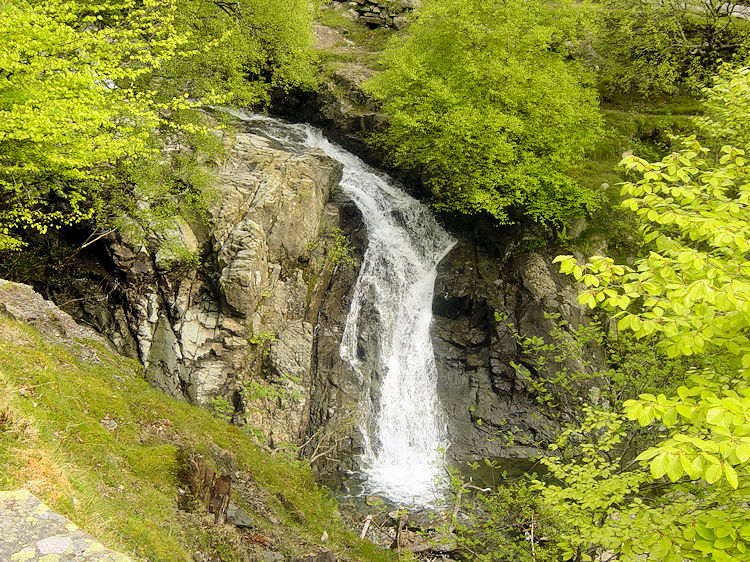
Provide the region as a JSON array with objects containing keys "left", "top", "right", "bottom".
[{"left": 0, "top": 490, "right": 132, "bottom": 561}]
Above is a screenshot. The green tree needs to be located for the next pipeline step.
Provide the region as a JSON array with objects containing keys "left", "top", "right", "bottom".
[
  {"left": 365, "top": 0, "right": 603, "bottom": 226},
  {"left": 0, "top": 0, "right": 316, "bottom": 251},
  {"left": 155, "top": 0, "right": 316, "bottom": 107},
  {"left": 696, "top": 64, "right": 750, "bottom": 149},
  {"left": 0, "top": 0, "right": 199, "bottom": 250},
  {"left": 592, "top": 0, "right": 750, "bottom": 98},
  {"left": 548, "top": 137, "right": 750, "bottom": 559}
]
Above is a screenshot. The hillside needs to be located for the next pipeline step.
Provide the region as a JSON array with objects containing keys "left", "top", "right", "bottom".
[{"left": 0, "top": 280, "right": 393, "bottom": 561}]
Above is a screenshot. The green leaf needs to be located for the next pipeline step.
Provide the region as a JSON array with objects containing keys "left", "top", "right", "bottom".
[
  {"left": 725, "top": 464, "right": 739, "bottom": 489},
  {"left": 651, "top": 452, "right": 669, "bottom": 479},
  {"left": 705, "top": 463, "right": 723, "bottom": 484}
]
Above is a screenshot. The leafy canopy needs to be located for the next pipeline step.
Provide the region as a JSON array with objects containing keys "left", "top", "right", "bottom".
[
  {"left": 366, "top": 0, "right": 603, "bottom": 226},
  {"left": 0, "top": 0, "right": 316, "bottom": 250},
  {"left": 0, "top": 0, "right": 190, "bottom": 249},
  {"left": 696, "top": 64, "right": 750, "bottom": 149},
  {"left": 546, "top": 68, "right": 750, "bottom": 559},
  {"left": 591, "top": 0, "right": 750, "bottom": 99},
  {"left": 157, "top": 0, "right": 316, "bottom": 106}
]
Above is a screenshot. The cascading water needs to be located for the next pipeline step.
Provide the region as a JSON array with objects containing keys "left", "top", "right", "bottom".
[{"left": 229, "top": 111, "right": 455, "bottom": 506}]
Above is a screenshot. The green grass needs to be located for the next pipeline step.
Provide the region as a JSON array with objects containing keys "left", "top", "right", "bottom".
[
  {"left": 0, "top": 317, "right": 394, "bottom": 561},
  {"left": 314, "top": 5, "right": 399, "bottom": 72},
  {"left": 317, "top": 7, "right": 397, "bottom": 53}
]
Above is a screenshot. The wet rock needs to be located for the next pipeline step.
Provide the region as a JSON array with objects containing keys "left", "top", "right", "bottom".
[
  {"left": 365, "top": 495, "right": 386, "bottom": 507},
  {"left": 432, "top": 221, "right": 604, "bottom": 462}
]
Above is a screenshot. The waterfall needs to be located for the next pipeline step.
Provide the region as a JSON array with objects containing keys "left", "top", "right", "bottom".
[{"left": 229, "top": 111, "right": 455, "bottom": 506}]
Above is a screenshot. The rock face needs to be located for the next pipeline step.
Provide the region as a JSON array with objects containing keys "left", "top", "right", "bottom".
[
  {"left": 47, "top": 115, "right": 599, "bottom": 470},
  {"left": 0, "top": 489, "right": 133, "bottom": 561},
  {"left": 432, "top": 221, "right": 604, "bottom": 461},
  {"left": 65, "top": 129, "right": 347, "bottom": 447}
]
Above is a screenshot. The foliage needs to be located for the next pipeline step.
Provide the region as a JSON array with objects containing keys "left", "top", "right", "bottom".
[
  {"left": 0, "top": 0, "right": 316, "bottom": 251},
  {"left": 365, "top": 0, "right": 603, "bottom": 226},
  {"left": 0, "top": 0, "right": 190, "bottom": 249},
  {"left": 696, "top": 64, "right": 750, "bottom": 149},
  {"left": 249, "top": 330, "right": 278, "bottom": 346},
  {"left": 550, "top": 137, "right": 750, "bottom": 559},
  {"left": 446, "top": 471, "right": 561, "bottom": 561},
  {"left": 157, "top": 0, "right": 316, "bottom": 106},
  {"left": 323, "top": 226, "right": 359, "bottom": 270},
  {"left": 592, "top": 0, "right": 750, "bottom": 99},
  {"left": 209, "top": 395, "right": 234, "bottom": 422},
  {"left": 504, "top": 311, "right": 695, "bottom": 425}
]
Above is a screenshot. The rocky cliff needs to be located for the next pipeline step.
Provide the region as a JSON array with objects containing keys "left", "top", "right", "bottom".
[
  {"left": 30, "top": 110, "right": 600, "bottom": 472},
  {"left": 432, "top": 222, "right": 603, "bottom": 462},
  {"left": 64, "top": 127, "right": 354, "bottom": 448}
]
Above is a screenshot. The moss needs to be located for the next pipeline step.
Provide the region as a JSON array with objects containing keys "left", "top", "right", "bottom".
[{"left": 0, "top": 317, "right": 394, "bottom": 561}]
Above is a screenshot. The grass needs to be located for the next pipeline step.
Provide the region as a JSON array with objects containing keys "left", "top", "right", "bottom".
[
  {"left": 316, "top": 7, "right": 397, "bottom": 54},
  {"left": 0, "top": 316, "right": 395, "bottom": 561},
  {"left": 314, "top": 5, "right": 399, "bottom": 71}
]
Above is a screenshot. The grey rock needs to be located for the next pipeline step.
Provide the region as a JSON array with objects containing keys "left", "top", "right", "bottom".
[
  {"left": 431, "top": 224, "right": 604, "bottom": 462},
  {"left": 0, "top": 490, "right": 132, "bottom": 561},
  {"left": 53, "top": 125, "right": 345, "bottom": 449},
  {"left": 342, "top": 8, "right": 359, "bottom": 20},
  {"left": 0, "top": 280, "right": 107, "bottom": 353},
  {"left": 226, "top": 501, "right": 254, "bottom": 529},
  {"left": 261, "top": 551, "right": 285, "bottom": 562},
  {"left": 37, "top": 536, "right": 72, "bottom": 555}
]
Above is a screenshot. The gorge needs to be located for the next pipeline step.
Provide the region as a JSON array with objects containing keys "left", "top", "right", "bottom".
[
  {"left": 235, "top": 113, "right": 457, "bottom": 505},
  {"left": 29, "top": 109, "right": 597, "bottom": 509}
]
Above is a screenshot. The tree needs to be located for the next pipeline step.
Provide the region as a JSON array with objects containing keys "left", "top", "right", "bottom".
[
  {"left": 547, "top": 134, "right": 750, "bottom": 559},
  {"left": 0, "top": 0, "right": 316, "bottom": 251},
  {"left": 153, "top": 0, "right": 316, "bottom": 106},
  {"left": 592, "top": 0, "right": 750, "bottom": 98},
  {"left": 696, "top": 64, "right": 750, "bottom": 149},
  {"left": 0, "top": 0, "right": 190, "bottom": 249},
  {"left": 365, "top": 0, "right": 603, "bottom": 226}
]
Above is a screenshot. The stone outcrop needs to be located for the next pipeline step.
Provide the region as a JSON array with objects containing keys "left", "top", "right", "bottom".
[
  {"left": 329, "top": 0, "right": 419, "bottom": 29},
  {"left": 432, "top": 222, "right": 604, "bottom": 461},
  {"left": 0, "top": 489, "right": 133, "bottom": 561},
  {"left": 0, "top": 280, "right": 107, "bottom": 351},
  {"left": 63, "top": 127, "right": 347, "bottom": 447}
]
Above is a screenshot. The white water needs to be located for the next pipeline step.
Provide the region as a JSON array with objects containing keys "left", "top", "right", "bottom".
[{"left": 229, "top": 111, "right": 455, "bottom": 506}]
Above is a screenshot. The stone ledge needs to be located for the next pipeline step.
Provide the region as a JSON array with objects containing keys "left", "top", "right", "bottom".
[{"left": 0, "top": 490, "right": 133, "bottom": 561}]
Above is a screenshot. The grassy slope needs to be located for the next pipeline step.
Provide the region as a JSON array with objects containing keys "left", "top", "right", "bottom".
[
  {"left": 0, "top": 315, "right": 394, "bottom": 561},
  {"left": 565, "top": 96, "right": 702, "bottom": 259}
]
